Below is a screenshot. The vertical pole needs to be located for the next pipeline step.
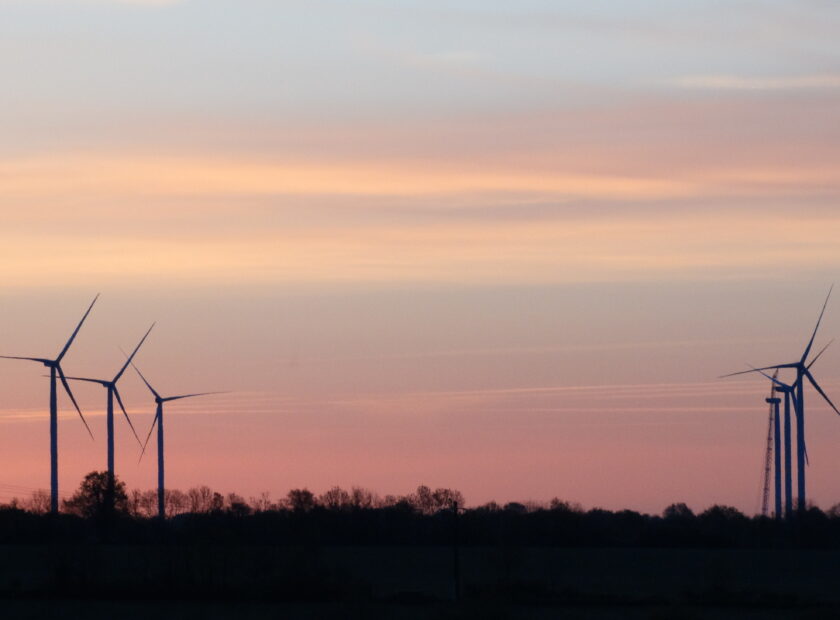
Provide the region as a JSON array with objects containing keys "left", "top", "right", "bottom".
[
  {"left": 50, "top": 366, "right": 58, "bottom": 514},
  {"left": 452, "top": 501, "right": 460, "bottom": 602},
  {"left": 157, "top": 403, "right": 165, "bottom": 519},
  {"left": 107, "top": 387, "right": 115, "bottom": 479},
  {"left": 784, "top": 391, "right": 793, "bottom": 519},
  {"left": 773, "top": 399, "right": 782, "bottom": 520},
  {"left": 796, "top": 375, "right": 806, "bottom": 513},
  {"left": 106, "top": 386, "right": 115, "bottom": 514}
]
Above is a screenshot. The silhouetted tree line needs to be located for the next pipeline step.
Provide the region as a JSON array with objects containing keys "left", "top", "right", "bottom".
[{"left": 2, "top": 472, "right": 840, "bottom": 548}]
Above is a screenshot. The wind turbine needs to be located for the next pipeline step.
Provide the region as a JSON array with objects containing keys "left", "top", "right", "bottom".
[
  {"left": 64, "top": 323, "right": 155, "bottom": 503},
  {"left": 0, "top": 295, "right": 99, "bottom": 514},
  {"left": 755, "top": 368, "right": 800, "bottom": 519},
  {"left": 723, "top": 287, "right": 837, "bottom": 514},
  {"left": 133, "top": 362, "right": 221, "bottom": 519}
]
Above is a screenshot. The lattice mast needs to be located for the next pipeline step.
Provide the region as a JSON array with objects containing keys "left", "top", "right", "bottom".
[{"left": 760, "top": 370, "right": 779, "bottom": 517}]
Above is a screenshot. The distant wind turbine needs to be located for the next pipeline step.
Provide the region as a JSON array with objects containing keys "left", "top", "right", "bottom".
[
  {"left": 133, "top": 362, "right": 222, "bottom": 519},
  {"left": 755, "top": 368, "right": 800, "bottom": 519},
  {"left": 723, "top": 287, "right": 836, "bottom": 514},
  {"left": 759, "top": 372, "right": 780, "bottom": 519},
  {"left": 0, "top": 295, "right": 99, "bottom": 514},
  {"left": 64, "top": 323, "right": 155, "bottom": 502}
]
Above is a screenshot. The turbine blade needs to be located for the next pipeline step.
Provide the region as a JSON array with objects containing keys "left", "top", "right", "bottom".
[
  {"left": 113, "top": 386, "right": 142, "bottom": 448},
  {"left": 0, "top": 356, "right": 51, "bottom": 363},
  {"left": 139, "top": 409, "right": 160, "bottom": 462},
  {"left": 164, "top": 391, "right": 227, "bottom": 402},
  {"left": 805, "top": 369, "right": 840, "bottom": 416},
  {"left": 113, "top": 323, "right": 155, "bottom": 383},
  {"left": 802, "top": 285, "right": 833, "bottom": 364},
  {"left": 57, "top": 365, "right": 94, "bottom": 440},
  {"left": 720, "top": 363, "right": 798, "bottom": 379},
  {"left": 130, "top": 360, "right": 161, "bottom": 400},
  {"left": 62, "top": 376, "right": 109, "bottom": 386},
  {"left": 807, "top": 339, "right": 834, "bottom": 370},
  {"left": 56, "top": 294, "right": 99, "bottom": 363},
  {"left": 750, "top": 366, "right": 791, "bottom": 390}
]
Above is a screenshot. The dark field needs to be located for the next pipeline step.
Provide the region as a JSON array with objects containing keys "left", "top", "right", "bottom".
[
  {"left": 2, "top": 546, "right": 840, "bottom": 619},
  {"left": 3, "top": 600, "right": 839, "bottom": 620}
]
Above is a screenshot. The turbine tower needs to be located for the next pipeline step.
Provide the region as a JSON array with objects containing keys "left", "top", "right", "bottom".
[
  {"left": 64, "top": 323, "right": 154, "bottom": 500},
  {"left": 724, "top": 287, "right": 837, "bottom": 514},
  {"left": 133, "top": 362, "right": 221, "bottom": 519},
  {"left": 0, "top": 295, "right": 99, "bottom": 514},
  {"left": 752, "top": 367, "right": 803, "bottom": 519},
  {"left": 761, "top": 372, "right": 780, "bottom": 519}
]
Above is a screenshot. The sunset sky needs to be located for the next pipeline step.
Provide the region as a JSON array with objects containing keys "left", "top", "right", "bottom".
[{"left": 1, "top": 0, "right": 840, "bottom": 514}]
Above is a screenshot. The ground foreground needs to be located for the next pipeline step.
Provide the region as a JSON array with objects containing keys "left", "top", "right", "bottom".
[
  {"left": 1, "top": 546, "right": 839, "bottom": 618},
  {"left": 1, "top": 600, "right": 839, "bottom": 620}
]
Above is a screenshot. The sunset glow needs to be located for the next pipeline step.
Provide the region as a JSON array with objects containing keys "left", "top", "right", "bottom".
[{"left": 2, "top": 0, "right": 840, "bottom": 515}]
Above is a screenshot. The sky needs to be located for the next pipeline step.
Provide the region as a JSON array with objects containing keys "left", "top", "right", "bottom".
[{"left": 1, "top": 0, "right": 840, "bottom": 514}]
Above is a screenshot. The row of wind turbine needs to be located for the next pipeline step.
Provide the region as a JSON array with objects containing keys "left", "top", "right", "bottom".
[
  {"left": 1, "top": 295, "right": 220, "bottom": 516},
  {"left": 723, "top": 287, "right": 838, "bottom": 516}
]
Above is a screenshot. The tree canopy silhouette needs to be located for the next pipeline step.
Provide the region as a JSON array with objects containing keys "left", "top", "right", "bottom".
[
  {"left": 62, "top": 471, "right": 128, "bottom": 519},
  {"left": 3, "top": 474, "right": 840, "bottom": 549}
]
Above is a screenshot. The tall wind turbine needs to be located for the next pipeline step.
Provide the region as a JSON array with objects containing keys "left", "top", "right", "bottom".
[
  {"left": 723, "top": 287, "right": 837, "bottom": 514},
  {"left": 755, "top": 368, "right": 800, "bottom": 519},
  {"left": 64, "top": 323, "right": 155, "bottom": 499},
  {"left": 133, "top": 363, "right": 221, "bottom": 519},
  {"left": 0, "top": 295, "right": 99, "bottom": 514}
]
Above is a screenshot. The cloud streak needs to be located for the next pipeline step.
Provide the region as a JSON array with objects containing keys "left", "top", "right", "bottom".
[
  {"left": 676, "top": 74, "right": 840, "bottom": 91},
  {"left": 0, "top": 202, "right": 838, "bottom": 287},
  {"left": 0, "top": 154, "right": 696, "bottom": 201}
]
